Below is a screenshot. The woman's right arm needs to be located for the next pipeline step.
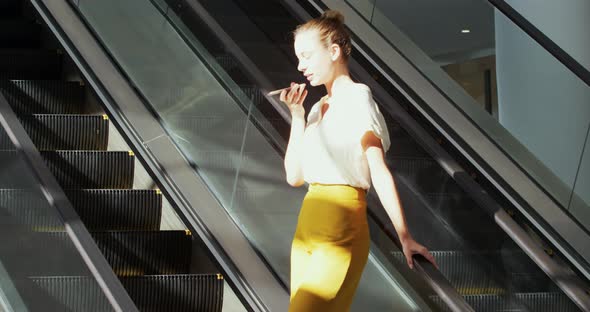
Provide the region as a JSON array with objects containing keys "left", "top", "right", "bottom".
[{"left": 281, "top": 83, "right": 307, "bottom": 187}]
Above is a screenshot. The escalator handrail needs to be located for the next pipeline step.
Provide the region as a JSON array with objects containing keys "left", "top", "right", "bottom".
[
  {"left": 486, "top": 0, "right": 590, "bottom": 88},
  {"left": 0, "top": 90, "right": 139, "bottom": 312}
]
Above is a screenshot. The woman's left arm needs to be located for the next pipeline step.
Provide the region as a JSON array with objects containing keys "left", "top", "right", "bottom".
[{"left": 362, "top": 131, "right": 437, "bottom": 269}]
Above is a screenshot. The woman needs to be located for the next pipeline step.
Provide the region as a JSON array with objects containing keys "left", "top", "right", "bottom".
[{"left": 280, "top": 10, "right": 437, "bottom": 312}]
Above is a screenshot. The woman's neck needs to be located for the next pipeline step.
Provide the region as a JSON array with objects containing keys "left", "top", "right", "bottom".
[{"left": 325, "top": 69, "right": 352, "bottom": 98}]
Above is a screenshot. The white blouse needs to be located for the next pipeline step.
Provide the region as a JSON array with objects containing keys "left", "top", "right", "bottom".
[{"left": 301, "top": 84, "right": 390, "bottom": 190}]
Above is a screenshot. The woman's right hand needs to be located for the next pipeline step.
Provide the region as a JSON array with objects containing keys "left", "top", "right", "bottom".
[{"left": 280, "top": 82, "right": 307, "bottom": 117}]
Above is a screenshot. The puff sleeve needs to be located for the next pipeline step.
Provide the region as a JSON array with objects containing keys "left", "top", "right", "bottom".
[{"left": 354, "top": 86, "right": 391, "bottom": 153}]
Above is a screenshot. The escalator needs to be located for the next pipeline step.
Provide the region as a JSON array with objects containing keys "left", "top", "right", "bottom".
[
  {"left": 6, "top": 0, "right": 588, "bottom": 311},
  {"left": 0, "top": 0, "right": 223, "bottom": 310},
  {"left": 157, "top": 0, "right": 589, "bottom": 310}
]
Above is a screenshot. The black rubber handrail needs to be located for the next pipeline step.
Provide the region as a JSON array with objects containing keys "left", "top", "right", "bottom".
[{"left": 0, "top": 90, "right": 138, "bottom": 312}]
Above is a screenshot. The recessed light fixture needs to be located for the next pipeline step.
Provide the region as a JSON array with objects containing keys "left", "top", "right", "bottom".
[{"left": 461, "top": 29, "right": 471, "bottom": 34}]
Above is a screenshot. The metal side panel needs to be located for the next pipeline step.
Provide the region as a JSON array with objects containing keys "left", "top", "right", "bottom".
[{"left": 34, "top": 0, "right": 288, "bottom": 311}]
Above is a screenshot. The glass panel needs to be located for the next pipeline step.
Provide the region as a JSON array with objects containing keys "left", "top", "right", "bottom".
[
  {"left": 172, "top": 0, "right": 583, "bottom": 310},
  {"left": 570, "top": 125, "right": 590, "bottom": 229},
  {"left": 66, "top": 0, "right": 588, "bottom": 310},
  {"left": 0, "top": 124, "right": 113, "bottom": 311},
  {"left": 502, "top": 0, "right": 590, "bottom": 71},
  {"left": 74, "top": 0, "right": 247, "bottom": 209},
  {"left": 346, "top": 0, "right": 590, "bottom": 230},
  {"left": 346, "top": 0, "right": 376, "bottom": 20},
  {"left": 67, "top": 0, "right": 427, "bottom": 310}
]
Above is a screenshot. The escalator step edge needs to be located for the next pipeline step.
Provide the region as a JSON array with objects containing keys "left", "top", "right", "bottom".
[{"left": 31, "top": 274, "right": 224, "bottom": 312}]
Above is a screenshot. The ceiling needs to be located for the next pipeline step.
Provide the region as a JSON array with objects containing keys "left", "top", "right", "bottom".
[{"left": 352, "top": 0, "right": 497, "bottom": 64}]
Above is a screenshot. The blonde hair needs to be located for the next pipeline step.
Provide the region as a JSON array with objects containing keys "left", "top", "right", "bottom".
[{"left": 294, "top": 10, "right": 352, "bottom": 61}]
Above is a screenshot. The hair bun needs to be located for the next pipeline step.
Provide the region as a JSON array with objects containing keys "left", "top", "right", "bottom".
[{"left": 322, "top": 10, "right": 345, "bottom": 24}]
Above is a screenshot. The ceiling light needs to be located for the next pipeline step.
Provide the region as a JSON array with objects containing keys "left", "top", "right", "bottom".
[{"left": 461, "top": 29, "right": 471, "bottom": 34}]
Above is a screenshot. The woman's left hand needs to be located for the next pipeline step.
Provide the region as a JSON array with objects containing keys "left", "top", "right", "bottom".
[{"left": 400, "top": 236, "right": 437, "bottom": 270}]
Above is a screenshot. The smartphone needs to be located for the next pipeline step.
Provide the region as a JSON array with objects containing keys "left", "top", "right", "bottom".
[
  {"left": 267, "top": 86, "right": 293, "bottom": 96},
  {"left": 267, "top": 83, "right": 306, "bottom": 96}
]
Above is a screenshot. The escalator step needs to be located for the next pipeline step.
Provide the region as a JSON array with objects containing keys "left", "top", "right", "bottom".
[
  {"left": 383, "top": 117, "right": 406, "bottom": 139},
  {"left": 431, "top": 292, "right": 580, "bottom": 312},
  {"left": 0, "top": 189, "right": 162, "bottom": 232},
  {"left": 122, "top": 274, "right": 224, "bottom": 312},
  {"left": 30, "top": 276, "right": 111, "bottom": 311},
  {"left": 424, "top": 193, "right": 506, "bottom": 247},
  {"left": 513, "top": 292, "right": 580, "bottom": 312},
  {"left": 213, "top": 53, "right": 250, "bottom": 84},
  {"left": 386, "top": 136, "right": 430, "bottom": 157},
  {"left": 91, "top": 231, "right": 192, "bottom": 276},
  {"left": 13, "top": 231, "right": 191, "bottom": 276},
  {"left": 40, "top": 151, "right": 135, "bottom": 189},
  {"left": 215, "top": 53, "right": 239, "bottom": 72},
  {"left": 0, "top": 150, "right": 41, "bottom": 189},
  {"left": 0, "top": 50, "right": 62, "bottom": 80},
  {"left": 0, "top": 189, "right": 162, "bottom": 231},
  {"left": 0, "top": 151, "right": 134, "bottom": 189},
  {"left": 66, "top": 189, "right": 162, "bottom": 231},
  {"left": 0, "top": 20, "right": 41, "bottom": 48},
  {"left": 2, "top": 115, "right": 109, "bottom": 150},
  {"left": 0, "top": 189, "right": 64, "bottom": 230},
  {"left": 387, "top": 156, "right": 463, "bottom": 194},
  {"left": 0, "top": 80, "right": 86, "bottom": 114},
  {"left": 387, "top": 156, "right": 441, "bottom": 174},
  {"left": 391, "top": 250, "right": 501, "bottom": 295},
  {"left": 0, "top": 189, "right": 163, "bottom": 231},
  {"left": 239, "top": 86, "right": 265, "bottom": 107},
  {"left": 391, "top": 250, "right": 552, "bottom": 294},
  {"left": 30, "top": 274, "right": 224, "bottom": 312}
]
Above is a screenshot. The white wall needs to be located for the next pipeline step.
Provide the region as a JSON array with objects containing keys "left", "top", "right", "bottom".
[
  {"left": 495, "top": 6, "right": 590, "bottom": 226},
  {"left": 504, "top": 0, "right": 590, "bottom": 71}
]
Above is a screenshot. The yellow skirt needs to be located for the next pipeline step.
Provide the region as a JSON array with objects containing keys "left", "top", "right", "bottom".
[{"left": 289, "top": 183, "right": 370, "bottom": 312}]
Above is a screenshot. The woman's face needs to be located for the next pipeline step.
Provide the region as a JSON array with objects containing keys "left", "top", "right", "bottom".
[{"left": 294, "top": 30, "right": 336, "bottom": 87}]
